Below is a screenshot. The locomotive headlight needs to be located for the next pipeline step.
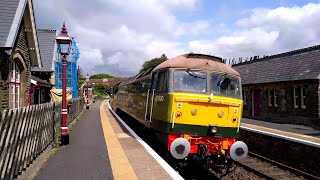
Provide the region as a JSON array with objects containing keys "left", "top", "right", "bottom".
[{"left": 210, "top": 126, "right": 218, "bottom": 133}]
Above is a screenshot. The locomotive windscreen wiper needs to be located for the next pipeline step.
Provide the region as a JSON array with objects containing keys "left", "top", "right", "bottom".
[
  {"left": 219, "top": 74, "right": 231, "bottom": 90},
  {"left": 186, "top": 69, "right": 205, "bottom": 79}
]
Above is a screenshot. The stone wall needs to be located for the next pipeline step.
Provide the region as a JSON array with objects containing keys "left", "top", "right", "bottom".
[
  {"left": 0, "top": 50, "right": 10, "bottom": 112},
  {"left": 0, "top": 51, "right": 3, "bottom": 113},
  {"left": 240, "top": 129, "right": 320, "bottom": 177},
  {"left": 242, "top": 89, "right": 251, "bottom": 117},
  {"left": 0, "top": 20, "right": 32, "bottom": 111},
  {"left": 242, "top": 80, "right": 320, "bottom": 126},
  {"left": 15, "top": 20, "right": 31, "bottom": 107},
  {"left": 318, "top": 80, "right": 320, "bottom": 119}
]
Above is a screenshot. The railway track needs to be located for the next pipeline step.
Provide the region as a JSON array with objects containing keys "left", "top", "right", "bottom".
[{"left": 237, "top": 152, "right": 320, "bottom": 180}]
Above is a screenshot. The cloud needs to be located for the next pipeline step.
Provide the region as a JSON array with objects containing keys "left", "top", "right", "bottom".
[
  {"left": 188, "top": 3, "right": 320, "bottom": 60},
  {"left": 175, "top": 20, "right": 210, "bottom": 36},
  {"left": 237, "top": 4, "right": 320, "bottom": 27},
  {"left": 34, "top": 1, "right": 320, "bottom": 77},
  {"left": 189, "top": 28, "right": 279, "bottom": 58},
  {"left": 34, "top": 0, "right": 207, "bottom": 77}
]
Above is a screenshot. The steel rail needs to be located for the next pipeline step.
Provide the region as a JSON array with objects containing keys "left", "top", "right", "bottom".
[
  {"left": 248, "top": 152, "right": 320, "bottom": 180},
  {"left": 237, "top": 152, "right": 320, "bottom": 180},
  {"left": 237, "top": 161, "right": 274, "bottom": 180}
]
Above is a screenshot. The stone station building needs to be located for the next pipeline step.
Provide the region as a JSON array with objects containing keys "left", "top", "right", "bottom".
[
  {"left": 233, "top": 45, "right": 320, "bottom": 126},
  {"left": 0, "top": 0, "right": 41, "bottom": 112}
]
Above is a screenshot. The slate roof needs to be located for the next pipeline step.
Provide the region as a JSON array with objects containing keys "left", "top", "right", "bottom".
[
  {"left": 31, "top": 29, "right": 56, "bottom": 72},
  {"left": 233, "top": 45, "right": 320, "bottom": 85},
  {"left": 0, "top": 0, "right": 20, "bottom": 47},
  {"left": 0, "top": 0, "right": 42, "bottom": 67}
]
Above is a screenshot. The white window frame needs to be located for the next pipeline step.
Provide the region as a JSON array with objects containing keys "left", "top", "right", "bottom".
[
  {"left": 293, "top": 87, "right": 298, "bottom": 108},
  {"left": 10, "top": 61, "right": 15, "bottom": 82},
  {"left": 15, "top": 85, "right": 20, "bottom": 108},
  {"left": 301, "top": 87, "right": 306, "bottom": 109},
  {"left": 9, "top": 61, "right": 20, "bottom": 109},
  {"left": 10, "top": 85, "right": 15, "bottom": 108},
  {"left": 268, "top": 89, "right": 272, "bottom": 106},
  {"left": 273, "top": 89, "right": 278, "bottom": 107}
]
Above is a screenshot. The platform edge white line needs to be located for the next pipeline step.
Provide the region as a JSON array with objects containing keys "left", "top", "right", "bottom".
[
  {"left": 240, "top": 126, "right": 320, "bottom": 148},
  {"left": 107, "top": 100, "right": 184, "bottom": 180}
]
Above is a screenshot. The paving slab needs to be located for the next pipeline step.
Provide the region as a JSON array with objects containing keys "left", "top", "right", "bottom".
[
  {"left": 242, "top": 118, "right": 320, "bottom": 138},
  {"left": 103, "top": 101, "right": 173, "bottom": 180},
  {"left": 34, "top": 101, "right": 113, "bottom": 180},
  {"left": 242, "top": 118, "right": 320, "bottom": 145}
]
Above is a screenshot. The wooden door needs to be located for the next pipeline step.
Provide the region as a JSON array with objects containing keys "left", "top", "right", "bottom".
[{"left": 253, "top": 89, "right": 262, "bottom": 117}]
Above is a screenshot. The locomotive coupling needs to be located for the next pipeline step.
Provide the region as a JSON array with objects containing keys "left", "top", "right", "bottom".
[
  {"left": 170, "top": 138, "right": 191, "bottom": 159},
  {"left": 229, "top": 141, "right": 248, "bottom": 161}
]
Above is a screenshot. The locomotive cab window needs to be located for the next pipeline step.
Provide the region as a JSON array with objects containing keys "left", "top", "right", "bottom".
[
  {"left": 211, "top": 73, "right": 241, "bottom": 98},
  {"left": 174, "top": 70, "right": 207, "bottom": 93},
  {"left": 155, "top": 71, "right": 169, "bottom": 92}
]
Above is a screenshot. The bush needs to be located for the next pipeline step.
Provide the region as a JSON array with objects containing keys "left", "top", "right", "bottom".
[
  {"left": 90, "top": 74, "right": 114, "bottom": 79},
  {"left": 94, "top": 84, "right": 110, "bottom": 97}
]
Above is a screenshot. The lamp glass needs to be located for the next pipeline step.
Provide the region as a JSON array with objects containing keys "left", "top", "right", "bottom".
[
  {"left": 59, "top": 43, "right": 71, "bottom": 55},
  {"left": 56, "top": 37, "right": 72, "bottom": 56}
]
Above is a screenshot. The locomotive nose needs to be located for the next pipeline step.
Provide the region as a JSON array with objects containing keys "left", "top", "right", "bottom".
[
  {"left": 170, "top": 138, "right": 191, "bottom": 159},
  {"left": 230, "top": 141, "right": 248, "bottom": 161}
]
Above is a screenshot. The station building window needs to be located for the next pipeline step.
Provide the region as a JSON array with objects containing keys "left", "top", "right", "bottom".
[
  {"left": 273, "top": 89, "right": 278, "bottom": 107},
  {"left": 9, "top": 61, "right": 20, "bottom": 109},
  {"left": 293, "top": 87, "right": 306, "bottom": 109},
  {"left": 268, "top": 89, "right": 272, "bottom": 107},
  {"left": 293, "top": 87, "right": 299, "bottom": 108},
  {"left": 301, "top": 87, "right": 306, "bottom": 109}
]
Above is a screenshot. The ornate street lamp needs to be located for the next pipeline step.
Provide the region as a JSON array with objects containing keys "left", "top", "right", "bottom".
[
  {"left": 86, "top": 73, "right": 90, "bottom": 109},
  {"left": 56, "top": 23, "right": 72, "bottom": 145}
]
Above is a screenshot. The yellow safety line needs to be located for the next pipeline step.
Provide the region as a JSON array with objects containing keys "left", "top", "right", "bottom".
[
  {"left": 99, "top": 101, "right": 138, "bottom": 180},
  {"left": 242, "top": 123, "right": 320, "bottom": 141}
]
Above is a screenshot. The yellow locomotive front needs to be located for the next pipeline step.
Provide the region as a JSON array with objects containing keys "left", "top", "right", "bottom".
[{"left": 149, "top": 54, "right": 248, "bottom": 173}]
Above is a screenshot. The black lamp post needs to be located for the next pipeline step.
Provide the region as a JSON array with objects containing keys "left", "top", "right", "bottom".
[{"left": 56, "top": 23, "right": 72, "bottom": 145}]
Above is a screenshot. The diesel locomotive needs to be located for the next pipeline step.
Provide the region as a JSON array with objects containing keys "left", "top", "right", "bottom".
[{"left": 115, "top": 53, "right": 248, "bottom": 173}]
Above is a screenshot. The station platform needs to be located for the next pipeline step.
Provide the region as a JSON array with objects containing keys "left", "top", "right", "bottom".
[
  {"left": 241, "top": 118, "right": 320, "bottom": 145},
  {"left": 35, "top": 100, "right": 177, "bottom": 180}
]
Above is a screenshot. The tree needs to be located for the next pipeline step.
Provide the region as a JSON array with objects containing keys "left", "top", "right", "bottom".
[
  {"left": 77, "top": 66, "right": 85, "bottom": 85},
  {"left": 90, "top": 73, "right": 115, "bottom": 79},
  {"left": 94, "top": 84, "right": 110, "bottom": 97},
  {"left": 139, "top": 54, "right": 168, "bottom": 72}
]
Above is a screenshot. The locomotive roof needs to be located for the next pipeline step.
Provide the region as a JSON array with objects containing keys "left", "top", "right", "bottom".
[{"left": 153, "top": 53, "right": 240, "bottom": 77}]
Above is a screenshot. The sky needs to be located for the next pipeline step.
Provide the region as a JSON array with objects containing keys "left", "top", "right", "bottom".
[{"left": 34, "top": 0, "right": 320, "bottom": 77}]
